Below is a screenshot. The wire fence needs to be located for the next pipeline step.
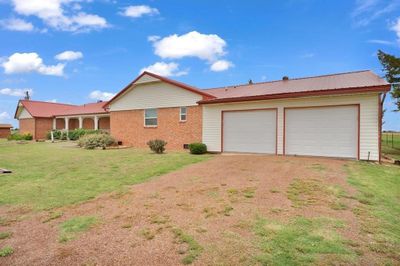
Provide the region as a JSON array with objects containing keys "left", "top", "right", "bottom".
[{"left": 382, "top": 133, "right": 400, "bottom": 149}]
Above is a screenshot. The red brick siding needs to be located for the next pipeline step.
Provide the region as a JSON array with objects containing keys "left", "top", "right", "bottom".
[
  {"left": 56, "top": 118, "right": 65, "bottom": 129},
  {"left": 83, "top": 118, "right": 94, "bottom": 129},
  {"left": 99, "top": 117, "right": 110, "bottom": 129},
  {"left": 35, "top": 118, "right": 53, "bottom": 139},
  {"left": 110, "top": 106, "right": 202, "bottom": 150},
  {"left": 0, "top": 128, "right": 11, "bottom": 138},
  {"left": 19, "top": 118, "right": 35, "bottom": 138},
  {"left": 68, "top": 119, "right": 79, "bottom": 130}
]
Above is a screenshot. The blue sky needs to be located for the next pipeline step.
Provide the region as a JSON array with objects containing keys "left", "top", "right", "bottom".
[{"left": 0, "top": 0, "right": 399, "bottom": 130}]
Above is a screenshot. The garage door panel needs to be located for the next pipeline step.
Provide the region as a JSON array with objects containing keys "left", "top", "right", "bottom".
[
  {"left": 285, "top": 106, "right": 358, "bottom": 158},
  {"left": 223, "top": 110, "right": 276, "bottom": 153}
]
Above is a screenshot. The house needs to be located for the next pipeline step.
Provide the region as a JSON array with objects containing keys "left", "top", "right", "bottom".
[
  {"left": 0, "top": 124, "right": 12, "bottom": 138},
  {"left": 14, "top": 100, "right": 110, "bottom": 139},
  {"left": 15, "top": 70, "right": 390, "bottom": 161}
]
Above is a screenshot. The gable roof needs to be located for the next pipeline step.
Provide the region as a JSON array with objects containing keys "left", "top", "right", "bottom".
[
  {"left": 199, "top": 70, "right": 390, "bottom": 104},
  {"left": 104, "top": 71, "right": 216, "bottom": 107},
  {"left": 15, "top": 100, "right": 108, "bottom": 119}
]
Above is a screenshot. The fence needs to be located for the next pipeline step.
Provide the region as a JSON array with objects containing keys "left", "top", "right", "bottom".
[{"left": 382, "top": 132, "right": 400, "bottom": 149}]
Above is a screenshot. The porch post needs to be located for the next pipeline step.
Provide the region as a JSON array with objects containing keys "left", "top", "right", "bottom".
[
  {"left": 65, "top": 117, "right": 69, "bottom": 131},
  {"left": 78, "top": 117, "right": 83, "bottom": 129},
  {"left": 52, "top": 118, "right": 56, "bottom": 130},
  {"left": 94, "top": 116, "right": 99, "bottom": 130}
]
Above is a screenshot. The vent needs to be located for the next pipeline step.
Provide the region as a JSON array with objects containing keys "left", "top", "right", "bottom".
[{"left": 282, "top": 76, "right": 289, "bottom": 81}]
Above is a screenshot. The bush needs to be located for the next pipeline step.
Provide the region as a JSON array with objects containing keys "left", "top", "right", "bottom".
[
  {"left": 47, "top": 129, "right": 101, "bottom": 141},
  {"left": 7, "top": 133, "right": 32, "bottom": 141},
  {"left": 147, "top": 139, "right": 167, "bottom": 154},
  {"left": 77, "top": 133, "right": 116, "bottom": 149},
  {"left": 188, "top": 143, "right": 207, "bottom": 154}
]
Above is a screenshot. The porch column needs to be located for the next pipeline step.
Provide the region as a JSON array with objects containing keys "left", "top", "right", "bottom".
[
  {"left": 94, "top": 116, "right": 99, "bottom": 130},
  {"left": 64, "top": 117, "right": 69, "bottom": 131},
  {"left": 78, "top": 117, "right": 83, "bottom": 129},
  {"left": 52, "top": 118, "right": 56, "bottom": 130}
]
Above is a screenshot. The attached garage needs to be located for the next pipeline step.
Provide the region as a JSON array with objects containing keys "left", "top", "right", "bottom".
[
  {"left": 284, "top": 105, "right": 359, "bottom": 159},
  {"left": 222, "top": 109, "right": 277, "bottom": 153}
]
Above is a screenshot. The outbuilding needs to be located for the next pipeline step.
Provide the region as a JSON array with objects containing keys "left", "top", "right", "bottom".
[{"left": 0, "top": 124, "right": 12, "bottom": 139}]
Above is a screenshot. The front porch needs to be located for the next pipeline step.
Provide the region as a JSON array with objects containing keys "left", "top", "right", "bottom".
[{"left": 53, "top": 115, "right": 110, "bottom": 132}]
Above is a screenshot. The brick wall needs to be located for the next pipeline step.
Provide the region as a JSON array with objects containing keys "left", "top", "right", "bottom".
[
  {"left": 99, "top": 117, "right": 110, "bottom": 129},
  {"left": 0, "top": 128, "right": 11, "bottom": 138},
  {"left": 110, "top": 106, "right": 202, "bottom": 150},
  {"left": 35, "top": 118, "right": 53, "bottom": 139},
  {"left": 83, "top": 118, "right": 94, "bottom": 129},
  {"left": 56, "top": 118, "right": 65, "bottom": 129},
  {"left": 19, "top": 118, "right": 35, "bottom": 138}
]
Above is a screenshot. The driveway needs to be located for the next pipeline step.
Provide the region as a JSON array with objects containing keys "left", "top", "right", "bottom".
[{"left": 1, "top": 155, "right": 366, "bottom": 265}]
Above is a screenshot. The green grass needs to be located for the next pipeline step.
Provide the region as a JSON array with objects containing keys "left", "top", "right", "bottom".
[
  {"left": 0, "top": 232, "right": 12, "bottom": 240},
  {"left": 381, "top": 132, "right": 400, "bottom": 160},
  {"left": 0, "top": 246, "right": 13, "bottom": 257},
  {"left": 172, "top": 228, "right": 203, "bottom": 264},
  {"left": 253, "top": 216, "right": 355, "bottom": 265},
  {"left": 346, "top": 162, "right": 400, "bottom": 262},
  {"left": 59, "top": 216, "right": 98, "bottom": 243},
  {"left": 0, "top": 140, "right": 210, "bottom": 210}
]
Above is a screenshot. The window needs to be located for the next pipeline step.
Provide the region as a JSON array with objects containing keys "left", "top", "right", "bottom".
[
  {"left": 144, "top": 108, "right": 158, "bottom": 127},
  {"left": 180, "top": 107, "right": 187, "bottom": 122}
]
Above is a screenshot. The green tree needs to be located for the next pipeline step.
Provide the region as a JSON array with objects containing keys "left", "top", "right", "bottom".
[{"left": 377, "top": 50, "right": 400, "bottom": 111}]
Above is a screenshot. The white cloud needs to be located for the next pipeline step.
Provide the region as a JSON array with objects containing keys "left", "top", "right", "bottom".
[
  {"left": 147, "top": 35, "right": 160, "bottom": 42},
  {"left": 47, "top": 99, "right": 57, "bottom": 103},
  {"left": 0, "top": 112, "right": 11, "bottom": 122},
  {"left": 2, "top": 52, "right": 64, "bottom": 76},
  {"left": 10, "top": 0, "right": 109, "bottom": 32},
  {"left": 210, "top": 60, "right": 234, "bottom": 72},
  {"left": 367, "top": 39, "right": 395, "bottom": 45},
  {"left": 352, "top": 0, "right": 399, "bottom": 27},
  {"left": 150, "top": 31, "right": 227, "bottom": 62},
  {"left": 55, "top": 50, "right": 83, "bottom": 61},
  {"left": 89, "top": 90, "right": 115, "bottom": 101},
  {"left": 140, "top": 62, "right": 188, "bottom": 77},
  {"left": 0, "top": 18, "right": 34, "bottom": 31},
  {"left": 391, "top": 17, "right": 400, "bottom": 42},
  {"left": 0, "top": 88, "right": 33, "bottom": 97},
  {"left": 300, "top": 53, "right": 315, "bottom": 59},
  {"left": 121, "top": 5, "right": 159, "bottom": 18}
]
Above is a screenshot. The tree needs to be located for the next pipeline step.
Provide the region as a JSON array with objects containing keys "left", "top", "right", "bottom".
[{"left": 377, "top": 50, "right": 400, "bottom": 111}]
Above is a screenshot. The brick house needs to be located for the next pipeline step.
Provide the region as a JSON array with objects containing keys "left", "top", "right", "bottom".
[
  {"left": 0, "top": 124, "right": 12, "bottom": 138},
  {"left": 15, "top": 70, "right": 390, "bottom": 160}
]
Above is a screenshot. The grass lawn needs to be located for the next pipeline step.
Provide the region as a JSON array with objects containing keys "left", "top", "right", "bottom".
[
  {"left": 0, "top": 140, "right": 210, "bottom": 210},
  {"left": 381, "top": 132, "right": 400, "bottom": 160}
]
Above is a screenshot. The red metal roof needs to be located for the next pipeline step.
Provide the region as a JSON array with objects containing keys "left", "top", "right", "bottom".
[
  {"left": 16, "top": 100, "right": 108, "bottom": 118},
  {"left": 200, "top": 70, "right": 390, "bottom": 104},
  {"left": 0, "top": 124, "right": 12, "bottom": 129}
]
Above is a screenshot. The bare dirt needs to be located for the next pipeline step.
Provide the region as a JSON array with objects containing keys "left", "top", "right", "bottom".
[{"left": 0, "top": 155, "right": 375, "bottom": 265}]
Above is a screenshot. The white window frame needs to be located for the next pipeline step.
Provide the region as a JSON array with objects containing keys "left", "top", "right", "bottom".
[
  {"left": 144, "top": 108, "right": 158, "bottom": 127},
  {"left": 180, "top": 107, "right": 187, "bottom": 122}
]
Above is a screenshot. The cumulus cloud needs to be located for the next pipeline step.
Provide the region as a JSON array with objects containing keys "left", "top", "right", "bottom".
[
  {"left": 10, "top": 0, "right": 109, "bottom": 32},
  {"left": 2, "top": 52, "right": 64, "bottom": 76},
  {"left": 55, "top": 50, "right": 83, "bottom": 61},
  {"left": 140, "top": 62, "right": 188, "bottom": 77},
  {"left": 0, "top": 18, "right": 34, "bottom": 31},
  {"left": 391, "top": 17, "right": 400, "bottom": 42},
  {"left": 0, "top": 88, "right": 33, "bottom": 97},
  {"left": 150, "top": 31, "right": 227, "bottom": 62},
  {"left": 0, "top": 112, "right": 11, "bottom": 122},
  {"left": 121, "top": 5, "right": 159, "bottom": 18},
  {"left": 210, "top": 60, "right": 234, "bottom": 72},
  {"left": 89, "top": 90, "right": 115, "bottom": 101}
]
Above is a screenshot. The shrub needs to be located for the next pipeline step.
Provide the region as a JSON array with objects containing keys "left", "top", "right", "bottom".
[
  {"left": 47, "top": 129, "right": 101, "bottom": 140},
  {"left": 147, "top": 139, "right": 167, "bottom": 154},
  {"left": 7, "top": 133, "right": 32, "bottom": 141},
  {"left": 0, "top": 246, "right": 13, "bottom": 257},
  {"left": 78, "top": 133, "right": 116, "bottom": 149},
  {"left": 188, "top": 143, "right": 207, "bottom": 154}
]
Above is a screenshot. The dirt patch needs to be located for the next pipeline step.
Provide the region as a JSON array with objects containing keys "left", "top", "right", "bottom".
[{"left": 0, "top": 155, "right": 373, "bottom": 265}]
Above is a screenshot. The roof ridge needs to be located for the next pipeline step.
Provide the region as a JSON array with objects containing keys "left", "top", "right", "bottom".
[
  {"left": 21, "top": 99, "right": 77, "bottom": 106},
  {"left": 204, "top": 70, "right": 371, "bottom": 91}
]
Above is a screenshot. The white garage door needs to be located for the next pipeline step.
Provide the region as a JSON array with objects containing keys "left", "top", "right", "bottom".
[
  {"left": 285, "top": 105, "right": 358, "bottom": 158},
  {"left": 223, "top": 109, "right": 276, "bottom": 153}
]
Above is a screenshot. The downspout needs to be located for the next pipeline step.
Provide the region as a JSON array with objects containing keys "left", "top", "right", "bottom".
[{"left": 379, "top": 92, "right": 385, "bottom": 163}]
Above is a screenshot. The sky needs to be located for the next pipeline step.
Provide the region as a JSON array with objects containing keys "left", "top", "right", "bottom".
[{"left": 0, "top": 0, "right": 399, "bottom": 130}]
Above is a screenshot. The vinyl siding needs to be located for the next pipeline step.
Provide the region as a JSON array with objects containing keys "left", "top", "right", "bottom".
[
  {"left": 109, "top": 81, "right": 202, "bottom": 111},
  {"left": 202, "top": 93, "right": 380, "bottom": 161},
  {"left": 18, "top": 107, "right": 32, "bottom": 119}
]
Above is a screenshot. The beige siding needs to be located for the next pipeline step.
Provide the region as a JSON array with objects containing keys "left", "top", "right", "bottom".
[
  {"left": 202, "top": 93, "right": 380, "bottom": 161},
  {"left": 109, "top": 81, "right": 202, "bottom": 111},
  {"left": 18, "top": 107, "right": 33, "bottom": 119}
]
